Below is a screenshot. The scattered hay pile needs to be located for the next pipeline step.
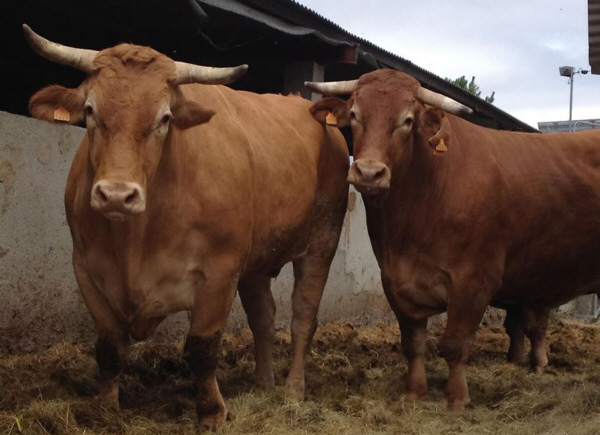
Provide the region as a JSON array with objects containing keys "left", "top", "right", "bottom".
[{"left": 0, "top": 320, "right": 598, "bottom": 434}]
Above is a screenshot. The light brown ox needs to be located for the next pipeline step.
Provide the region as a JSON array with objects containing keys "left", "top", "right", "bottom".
[
  {"left": 306, "top": 69, "right": 600, "bottom": 410},
  {"left": 24, "top": 25, "right": 349, "bottom": 430}
]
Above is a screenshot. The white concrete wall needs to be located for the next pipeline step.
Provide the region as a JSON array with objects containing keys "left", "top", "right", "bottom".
[
  {"left": 2, "top": 110, "right": 595, "bottom": 352},
  {"left": 0, "top": 111, "right": 392, "bottom": 351}
]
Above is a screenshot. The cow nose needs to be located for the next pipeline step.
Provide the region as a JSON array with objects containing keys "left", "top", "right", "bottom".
[
  {"left": 348, "top": 159, "right": 391, "bottom": 192},
  {"left": 91, "top": 180, "right": 146, "bottom": 216},
  {"left": 354, "top": 160, "right": 387, "bottom": 182}
]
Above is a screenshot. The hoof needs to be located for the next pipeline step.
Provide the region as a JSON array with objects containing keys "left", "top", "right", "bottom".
[
  {"left": 96, "top": 385, "right": 120, "bottom": 409},
  {"left": 255, "top": 372, "right": 276, "bottom": 389},
  {"left": 197, "top": 406, "right": 228, "bottom": 432},
  {"left": 442, "top": 396, "right": 470, "bottom": 411},
  {"left": 196, "top": 395, "right": 228, "bottom": 432},
  {"left": 399, "top": 391, "right": 427, "bottom": 403},
  {"left": 531, "top": 365, "right": 547, "bottom": 374},
  {"left": 507, "top": 352, "right": 526, "bottom": 364},
  {"left": 284, "top": 378, "right": 305, "bottom": 402}
]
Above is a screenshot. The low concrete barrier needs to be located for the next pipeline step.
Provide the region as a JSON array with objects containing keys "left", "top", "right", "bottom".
[
  {"left": 2, "top": 110, "right": 596, "bottom": 352},
  {"left": 0, "top": 111, "right": 392, "bottom": 351}
]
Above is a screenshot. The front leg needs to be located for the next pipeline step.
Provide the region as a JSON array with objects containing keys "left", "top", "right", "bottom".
[
  {"left": 74, "top": 257, "right": 129, "bottom": 408},
  {"left": 185, "top": 260, "right": 239, "bottom": 431},
  {"left": 398, "top": 316, "right": 428, "bottom": 402},
  {"left": 439, "top": 273, "right": 495, "bottom": 411}
]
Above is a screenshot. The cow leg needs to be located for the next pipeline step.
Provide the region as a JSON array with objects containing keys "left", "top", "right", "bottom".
[
  {"left": 284, "top": 256, "right": 331, "bottom": 401},
  {"left": 238, "top": 274, "right": 276, "bottom": 386},
  {"left": 185, "top": 265, "right": 238, "bottom": 431},
  {"left": 439, "top": 289, "right": 491, "bottom": 411},
  {"left": 504, "top": 305, "right": 527, "bottom": 364},
  {"left": 398, "top": 316, "right": 429, "bottom": 402},
  {"left": 523, "top": 307, "right": 549, "bottom": 373},
  {"left": 284, "top": 189, "right": 346, "bottom": 401},
  {"left": 74, "top": 259, "right": 129, "bottom": 407}
]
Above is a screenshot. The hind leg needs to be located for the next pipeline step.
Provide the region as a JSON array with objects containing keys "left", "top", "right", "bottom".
[
  {"left": 523, "top": 307, "right": 549, "bottom": 373},
  {"left": 285, "top": 205, "right": 347, "bottom": 400},
  {"left": 238, "top": 274, "right": 276, "bottom": 386},
  {"left": 504, "top": 305, "right": 527, "bottom": 364},
  {"left": 285, "top": 255, "right": 331, "bottom": 400}
]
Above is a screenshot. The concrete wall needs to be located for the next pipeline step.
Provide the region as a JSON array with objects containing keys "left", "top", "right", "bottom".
[
  {"left": 0, "top": 110, "right": 392, "bottom": 351},
  {"left": 2, "top": 110, "right": 597, "bottom": 352}
]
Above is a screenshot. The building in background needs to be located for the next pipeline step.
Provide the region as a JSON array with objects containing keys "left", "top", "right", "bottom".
[
  {"left": 538, "top": 119, "right": 600, "bottom": 133},
  {"left": 1, "top": 0, "right": 535, "bottom": 134}
]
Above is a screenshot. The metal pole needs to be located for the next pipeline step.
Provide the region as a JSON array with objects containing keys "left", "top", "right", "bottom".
[{"left": 569, "top": 73, "right": 574, "bottom": 132}]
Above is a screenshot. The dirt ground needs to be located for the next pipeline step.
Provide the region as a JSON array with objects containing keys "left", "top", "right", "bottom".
[{"left": 0, "top": 318, "right": 598, "bottom": 434}]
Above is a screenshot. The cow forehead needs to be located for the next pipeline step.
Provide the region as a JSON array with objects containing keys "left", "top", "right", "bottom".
[
  {"left": 353, "top": 70, "right": 420, "bottom": 115},
  {"left": 88, "top": 45, "right": 175, "bottom": 127},
  {"left": 90, "top": 75, "right": 171, "bottom": 127},
  {"left": 354, "top": 85, "right": 417, "bottom": 121},
  {"left": 93, "top": 43, "right": 177, "bottom": 81},
  {"left": 356, "top": 69, "right": 421, "bottom": 93}
]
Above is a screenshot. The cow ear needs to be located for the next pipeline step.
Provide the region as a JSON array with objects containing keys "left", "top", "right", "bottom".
[
  {"left": 418, "top": 107, "right": 451, "bottom": 153},
  {"left": 171, "top": 97, "right": 215, "bottom": 130},
  {"left": 29, "top": 85, "right": 86, "bottom": 124},
  {"left": 309, "top": 97, "right": 351, "bottom": 127}
]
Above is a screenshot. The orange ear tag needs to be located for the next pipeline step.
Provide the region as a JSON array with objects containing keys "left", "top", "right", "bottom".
[
  {"left": 325, "top": 112, "right": 338, "bottom": 126},
  {"left": 53, "top": 107, "right": 71, "bottom": 122},
  {"left": 433, "top": 138, "right": 448, "bottom": 155}
]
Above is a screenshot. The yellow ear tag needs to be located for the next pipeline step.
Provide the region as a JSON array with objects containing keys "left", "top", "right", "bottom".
[
  {"left": 53, "top": 107, "right": 71, "bottom": 122},
  {"left": 434, "top": 138, "right": 448, "bottom": 155},
  {"left": 325, "top": 112, "right": 338, "bottom": 126}
]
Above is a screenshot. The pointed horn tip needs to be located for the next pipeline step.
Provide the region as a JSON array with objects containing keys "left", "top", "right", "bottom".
[
  {"left": 230, "top": 64, "right": 249, "bottom": 81},
  {"left": 22, "top": 23, "right": 37, "bottom": 46}
]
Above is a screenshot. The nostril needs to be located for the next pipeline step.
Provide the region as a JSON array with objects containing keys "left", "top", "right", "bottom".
[
  {"left": 125, "top": 190, "right": 138, "bottom": 205},
  {"left": 373, "top": 167, "right": 385, "bottom": 179},
  {"left": 96, "top": 187, "right": 108, "bottom": 203}
]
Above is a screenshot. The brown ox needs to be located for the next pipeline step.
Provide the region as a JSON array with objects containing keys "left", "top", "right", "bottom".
[
  {"left": 24, "top": 25, "right": 348, "bottom": 429},
  {"left": 306, "top": 69, "right": 600, "bottom": 410}
]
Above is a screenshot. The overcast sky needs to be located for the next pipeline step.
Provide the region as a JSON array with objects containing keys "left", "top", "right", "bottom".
[{"left": 294, "top": 0, "right": 599, "bottom": 129}]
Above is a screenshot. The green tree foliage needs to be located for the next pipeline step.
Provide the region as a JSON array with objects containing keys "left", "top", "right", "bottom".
[{"left": 448, "top": 75, "right": 495, "bottom": 104}]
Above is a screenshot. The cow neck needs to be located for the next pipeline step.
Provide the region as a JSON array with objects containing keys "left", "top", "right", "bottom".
[
  {"left": 364, "top": 127, "right": 454, "bottom": 255},
  {"left": 107, "top": 214, "right": 147, "bottom": 290}
]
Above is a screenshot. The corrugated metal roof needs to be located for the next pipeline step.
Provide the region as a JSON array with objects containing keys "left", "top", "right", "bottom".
[
  {"left": 589, "top": 0, "right": 600, "bottom": 73},
  {"left": 234, "top": 0, "right": 537, "bottom": 132}
]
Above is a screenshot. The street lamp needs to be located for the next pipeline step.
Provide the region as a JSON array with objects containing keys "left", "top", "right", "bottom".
[{"left": 559, "top": 66, "right": 589, "bottom": 132}]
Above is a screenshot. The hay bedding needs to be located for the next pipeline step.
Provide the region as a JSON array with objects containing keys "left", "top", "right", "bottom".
[{"left": 0, "top": 321, "right": 598, "bottom": 434}]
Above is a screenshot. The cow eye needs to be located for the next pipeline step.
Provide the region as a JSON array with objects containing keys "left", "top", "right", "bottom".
[
  {"left": 84, "top": 105, "right": 94, "bottom": 118},
  {"left": 160, "top": 113, "right": 171, "bottom": 125},
  {"left": 350, "top": 110, "right": 356, "bottom": 119},
  {"left": 404, "top": 117, "right": 414, "bottom": 127}
]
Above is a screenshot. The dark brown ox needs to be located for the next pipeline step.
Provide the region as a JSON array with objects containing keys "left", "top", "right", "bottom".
[
  {"left": 25, "top": 25, "right": 348, "bottom": 430},
  {"left": 307, "top": 69, "right": 600, "bottom": 410}
]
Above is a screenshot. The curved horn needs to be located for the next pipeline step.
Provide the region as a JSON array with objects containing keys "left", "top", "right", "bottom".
[
  {"left": 174, "top": 61, "right": 248, "bottom": 85},
  {"left": 22, "top": 24, "right": 97, "bottom": 73},
  {"left": 304, "top": 79, "right": 359, "bottom": 96},
  {"left": 418, "top": 87, "right": 473, "bottom": 115}
]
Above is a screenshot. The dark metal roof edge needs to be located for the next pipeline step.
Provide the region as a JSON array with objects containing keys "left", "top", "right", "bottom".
[{"left": 261, "top": 0, "right": 537, "bottom": 132}]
